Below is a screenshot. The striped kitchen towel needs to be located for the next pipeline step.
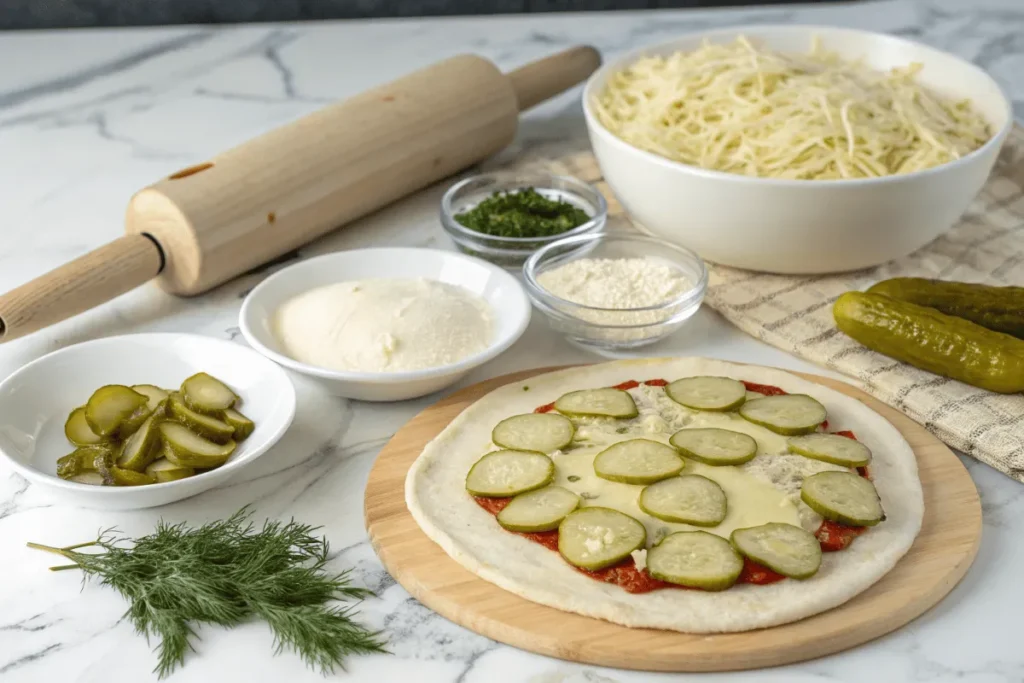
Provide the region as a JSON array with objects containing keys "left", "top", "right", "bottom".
[{"left": 499, "top": 124, "right": 1024, "bottom": 481}]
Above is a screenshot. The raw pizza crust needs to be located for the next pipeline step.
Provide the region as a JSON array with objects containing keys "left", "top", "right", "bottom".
[{"left": 406, "top": 358, "right": 924, "bottom": 633}]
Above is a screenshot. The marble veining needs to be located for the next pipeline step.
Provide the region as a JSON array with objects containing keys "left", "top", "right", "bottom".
[{"left": 1, "top": 0, "right": 1023, "bottom": 681}]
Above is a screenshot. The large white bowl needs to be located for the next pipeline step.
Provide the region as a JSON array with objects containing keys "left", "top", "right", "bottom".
[
  {"left": 583, "top": 25, "right": 1014, "bottom": 274},
  {"left": 0, "top": 334, "right": 296, "bottom": 510},
  {"left": 239, "top": 248, "right": 531, "bottom": 401}
]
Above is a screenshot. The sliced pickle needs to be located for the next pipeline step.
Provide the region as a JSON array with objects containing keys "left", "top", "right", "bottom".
[
  {"left": 801, "top": 471, "right": 885, "bottom": 526},
  {"left": 181, "top": 372, "right": 237, "bottom": 413},
  {"left": 465, "top": 450, "right": 553, "bottom": 498},
  {"left": 639, "top": 475, "right": 727, "bottom": 526},
  {"left": 553, "top": 388, "right": 638, "bottom": 419},
  {"left": 131, "top": 385, "right": 171, "bottom": 417},
  {"left": 70, "top": 472, "right": 107, "bottom": 486},
  {"left": 491, "top": 413, "right": 574, "bottom": 453},
  {"left": 222, "top": 408, "right": 255, "bottom": 441},
  {"left": 116, "top": 414, "right": 162, "bottom": 471},
  {"left": 82, "top": 445, "right": 115, "bottom": 471},
  {"left": 57, "top": 445, "right": 114, "bottom": 480},
  {"left": 88, "top": 446, "right": 116, "bottom": 471},
  {"left": 68, "top": 475, "right": 105, "bottom": 485},
  {"left": 666, "top": 376, "right": 747, "bottom": 412},
  {"left": 109, "top": 467, "right": 157, "bottom": 486},
  {"left": 84, "top": 385, "right": 149, "bottom": 437},
  {"left": 646, "top": 531, "right": 743, "bottom": 591},
  {"left": 497, "top": 486, "right": 580, "bottom": 532},
  {"left": 787, "top": 433, "right": 872, "bottom": 468},
  {"left": 558, "top": 507, "right": 647, "bottom": 571},
  {"left": 731, "top": 523, "right": 822, "bottom": 580},
  {"left": 739, "top": 394, "right": 827, "bottom": 435},
  {"left": 160, "top": 441, "right": 176, "bottom": 462},
  {"left": 118, "top": 404, "right": 154, "bottom": 438},
  {"left": 56, "top": 452, "right": 84, "bottom": 480},
  {"left": 168, "top": 394, "right": 235, "bottom": 443},
  {"left": 669, "top": 428, "right": 758, "bottom": 466},
  {"left": 93, "top": 457, "right": 116, "bottom": 486},
  {"left": 145, "top": 457, "right": 196, "bottom": 483},
  {"left": 160, "top": 422, "right": 237, "bottom": 469},
  {"left": 593, "top": 439, "right": 684, "bottom": 485},
  {"left": 64, "top": 406, "right": 107, "bottom": 446}
]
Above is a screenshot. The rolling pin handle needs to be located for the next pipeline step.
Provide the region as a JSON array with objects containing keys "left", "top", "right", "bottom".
[
  {"left": 507, "top": 45, "right": 602, "bottom": 112},
  {"left": 0, "top": 234, "right": 164, "bottom": 343}
]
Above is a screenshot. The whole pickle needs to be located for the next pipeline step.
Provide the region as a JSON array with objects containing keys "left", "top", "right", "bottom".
[
  {"left": 868, "top": 278, "right": 1024, "bottom": 339},
  {"left": 834, "top": 291, "right": 1024, "bottom": 394}
]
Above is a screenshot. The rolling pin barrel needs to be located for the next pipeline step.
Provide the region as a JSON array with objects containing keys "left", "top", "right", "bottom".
[
  {"left": 126, "top": 53, "right": 523, "bottom": 296},
  {"left": 0, "top": 46, "right": 601, "bottom": 343}
]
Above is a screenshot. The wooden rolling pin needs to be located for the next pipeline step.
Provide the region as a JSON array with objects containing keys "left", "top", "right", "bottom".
[{"left": 0, "top": 46, "right": 601, "bottom": 343}]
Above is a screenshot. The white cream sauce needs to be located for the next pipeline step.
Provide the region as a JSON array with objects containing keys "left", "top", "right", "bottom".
[
  {"left": 273, "top": 278, "right": 492, "bottom": 373},
  {"left": 496, "top": 384, "right": 851, "bottom": 547}
]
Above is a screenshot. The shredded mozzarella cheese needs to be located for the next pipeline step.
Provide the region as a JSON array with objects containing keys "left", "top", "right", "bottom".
[{"left": 592, "top": 36, "right": 991, "bottom": 180}]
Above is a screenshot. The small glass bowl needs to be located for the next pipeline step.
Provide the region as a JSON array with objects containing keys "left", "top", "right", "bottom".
[
  {"left": 440, "top": 171, "right": 608, "bottom": 269},
  {"left": 523, "top": 233, "right": 708, "bottom": 350}
]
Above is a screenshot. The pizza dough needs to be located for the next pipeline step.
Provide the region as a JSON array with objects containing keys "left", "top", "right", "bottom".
[{"left": 406, "top": 358, "right": 924, "bottom": 633}]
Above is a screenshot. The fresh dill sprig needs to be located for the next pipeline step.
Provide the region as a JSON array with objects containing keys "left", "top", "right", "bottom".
[{"left": 28, "top": 508, "right": 387, "bottom": 678}]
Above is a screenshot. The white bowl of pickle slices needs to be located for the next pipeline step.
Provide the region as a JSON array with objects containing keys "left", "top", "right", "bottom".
[{"left": 0, "top": 333, "right": 296, "bottom": 510}]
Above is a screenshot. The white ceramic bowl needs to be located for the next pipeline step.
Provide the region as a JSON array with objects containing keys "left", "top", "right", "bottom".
[
  {"left": 0, "top": 333, "right": 296, "bottom": 510},
  {"left": 239, "top": 248, "right": 531, "bottom": 401},
  {"left": 583, "top": 25, "right": 1014, "bottom": 274}
]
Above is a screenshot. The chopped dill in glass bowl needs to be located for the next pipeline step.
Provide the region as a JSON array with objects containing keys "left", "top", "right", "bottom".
[
  {"left": 455, "top": 187, "right": 592, "bottom": 238},
  {"left": 440, "top": 171, "right": 607, "bottom": 269}
]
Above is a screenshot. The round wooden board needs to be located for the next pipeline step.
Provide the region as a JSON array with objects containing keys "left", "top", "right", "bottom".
[{"left": 364, "top": 366, "right": 982, "bottom": 672}]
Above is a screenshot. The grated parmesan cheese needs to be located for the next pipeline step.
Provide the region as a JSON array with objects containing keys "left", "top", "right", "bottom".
[
  {"left": 538, "top": 257, "right": 689, "bottom": 309},
  {"left": 631, "top": 548, "right": 648, "bottom": 571},
  {"left": 536, "top": 257, "right": 693, "bottom": 338}
]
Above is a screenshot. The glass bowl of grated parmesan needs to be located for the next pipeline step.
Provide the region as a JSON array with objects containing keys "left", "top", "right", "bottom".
[{"left": 523, "top": 233, "right": 707, "bottom": 349}]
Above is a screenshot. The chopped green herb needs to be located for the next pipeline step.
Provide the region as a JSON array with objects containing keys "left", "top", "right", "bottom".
[
  {"left": 580, "top": 492, "right": 599, "bottom": 500},
  {"left": 615, "top": 426, "right": 630, "bottom": 434},
  {"left": 28, "top": 508, "right": 385, "bottom": 678},
  {"left": 567, "top": 475, "right": 581, "bottom": 482},
  {"left": 522, "top": 386, "right": 530, "bottom": 391},
  {"left": 455, "top": 188, "right": 590, "bottom": 239}
]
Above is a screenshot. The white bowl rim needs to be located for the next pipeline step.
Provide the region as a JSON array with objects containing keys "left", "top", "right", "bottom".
[
  {"left": 582, "top": 23, "right": 1015, "bottom": 188},
  {"left": 0, "top": 332, "right": 296, "bottom": 495},
  {"left": 239, "top": 247, "right": 532, "bottom": 384}
]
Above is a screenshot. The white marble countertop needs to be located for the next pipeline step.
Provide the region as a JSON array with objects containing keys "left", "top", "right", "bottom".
[{"left": 1, "top": 1, "right": 1022, "bottom": 681}]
